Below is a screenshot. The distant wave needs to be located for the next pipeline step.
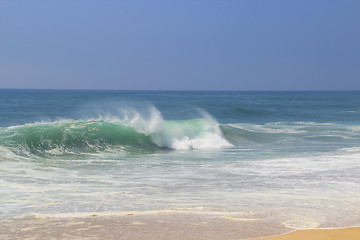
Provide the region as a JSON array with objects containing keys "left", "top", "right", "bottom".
[{"left": 221, "top": 121, "right": 360, "bottom": 145}]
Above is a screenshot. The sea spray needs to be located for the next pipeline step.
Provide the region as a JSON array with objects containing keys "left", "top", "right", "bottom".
[{"left": 85, "top": 104, "right": 232, "bottom": 150}]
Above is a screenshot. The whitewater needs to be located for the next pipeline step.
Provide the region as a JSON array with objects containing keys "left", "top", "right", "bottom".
[{"left": 1, "top": 90, "right": 360, "bottom": 230}]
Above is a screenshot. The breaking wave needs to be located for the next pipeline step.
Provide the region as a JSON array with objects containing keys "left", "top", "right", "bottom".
[{"left": 0, "top": 107, "right": 231, "bottom": 158}]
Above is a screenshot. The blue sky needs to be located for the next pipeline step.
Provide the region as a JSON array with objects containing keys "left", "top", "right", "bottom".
[{"left": 1, "top": 0, "right": 359, "bottom": 90}]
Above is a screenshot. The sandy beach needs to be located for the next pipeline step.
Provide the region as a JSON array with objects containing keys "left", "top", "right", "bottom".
[
  {"left": 1, "top": 213, "right": 359, "bottom": 240},
  {"left": 256, "top": 227, "right": 360, "bottom": 240}
]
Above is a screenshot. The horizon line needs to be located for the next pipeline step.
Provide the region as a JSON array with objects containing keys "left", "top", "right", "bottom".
[{"left": 1, "top": 88, "right": 359, "bottom": 92}]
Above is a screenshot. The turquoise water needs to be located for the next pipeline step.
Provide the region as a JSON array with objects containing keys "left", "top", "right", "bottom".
[{"left": 1, "top": 90, "right": 360, "bottom": 229}]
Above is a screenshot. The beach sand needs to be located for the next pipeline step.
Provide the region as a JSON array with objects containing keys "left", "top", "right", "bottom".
[
  {"left": 256, "top": 227, "right": 360, "bottom": 240},
  {"left": 1, "top": 213, "right": 359, "bottom": 240},
  {"left": 0, "top": 213, "right": 286, "bottom": 240}
]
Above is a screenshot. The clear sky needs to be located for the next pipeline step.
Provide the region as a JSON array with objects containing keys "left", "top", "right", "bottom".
[{"left": 1, "top": 0, "right": 359, "bottom": 90}]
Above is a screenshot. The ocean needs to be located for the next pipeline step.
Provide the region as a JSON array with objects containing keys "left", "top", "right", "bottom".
[{"left": 1, "top": 90, "right": 360, "bottom": 230}]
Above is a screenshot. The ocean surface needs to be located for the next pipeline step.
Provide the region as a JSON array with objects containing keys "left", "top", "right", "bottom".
[{"left": 1, "top": 90, "right": 360, "bottom": 229}]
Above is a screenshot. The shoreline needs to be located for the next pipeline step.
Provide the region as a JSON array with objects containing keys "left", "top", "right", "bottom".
[{"left": 1, "top": 213, "right": 359, "bottom": 240}]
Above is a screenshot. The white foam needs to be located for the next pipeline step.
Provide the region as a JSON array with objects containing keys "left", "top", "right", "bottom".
[
  {"left": 283, "top": 219, "right": 321, "bottom": 230},
  {"left": 170, "top": 132, "right": 232, "bottom": 150}
]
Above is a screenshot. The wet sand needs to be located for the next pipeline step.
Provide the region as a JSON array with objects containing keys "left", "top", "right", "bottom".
[
  {"left": 0, "top": 213, "right": 359, "bottom": 240},
  {"left": 0, "top": 213, "right": 289, "bottom": 240}
]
